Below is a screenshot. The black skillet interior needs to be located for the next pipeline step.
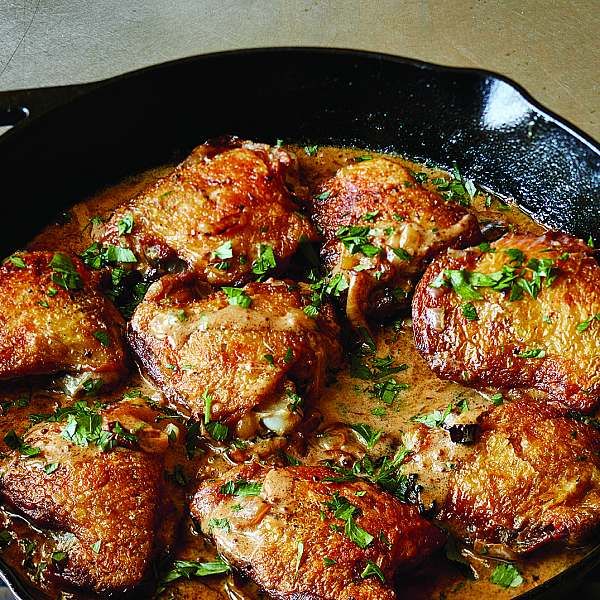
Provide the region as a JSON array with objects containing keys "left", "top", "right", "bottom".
[{"left": 0, "top": 47, "right": 598, "bottom": 599}]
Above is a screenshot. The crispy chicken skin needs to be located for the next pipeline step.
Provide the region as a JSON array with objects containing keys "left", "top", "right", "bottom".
[
  {"left": 0, "top": 251, "right": 126, "bottom": 386},
  {"left": 98, "top": 138, "right": 317, "bottom": 283},
  {"left": 311, "top": 158, "right": 480, "bottom": 328},
  {"left": 416, "top": 399, "right": 600, "bottom": 555},
  {"left": 412, "top": 232, "right": 600, "bottom": 412},
  {"left": 128, "top": 275, "right": 342, "bottom": 437},
  {"left": 191, "top": 463, "right": 445, "bottom": 600},
  {"left": 0, "top": 400, "right": 185, "bottom": 593}
]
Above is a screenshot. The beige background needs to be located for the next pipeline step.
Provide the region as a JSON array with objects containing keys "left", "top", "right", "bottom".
[
  {"left": 0, "top": 0, "right": 598, "bottom": 139},
  {"left": 0, "top": 1, "right": 598, "bottom": 598}
]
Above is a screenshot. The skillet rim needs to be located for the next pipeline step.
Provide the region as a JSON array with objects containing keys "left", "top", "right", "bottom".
[{"left": 0, "top": 46, "right": 598, "bottom": 600}]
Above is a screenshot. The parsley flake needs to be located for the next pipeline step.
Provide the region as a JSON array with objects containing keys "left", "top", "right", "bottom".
[
  {"left": 490, "top": 563, "right": 523, "bottom": 588},
  {"left": 222, "top": 286, "right": 252, "bottom": 308},
  {"left": 117, "top": 214, "right": 134, "bottom": 235},
  {"left": 49, "top": 253, "right": 83, "bottom": 291},
  {"left": 93, "top": 330, "right": 111, "bottom": 347}
]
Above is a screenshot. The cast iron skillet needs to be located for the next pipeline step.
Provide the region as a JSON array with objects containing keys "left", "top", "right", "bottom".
[{"left": 0, "top": 47, "right": 598, "bottom": 600}]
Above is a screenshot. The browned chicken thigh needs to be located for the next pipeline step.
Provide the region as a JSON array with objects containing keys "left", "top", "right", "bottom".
[
  {"left": 404, "top": 397, "right": 600, "bottom": 556},
  {"left": 412, "top": 232, "right": 600, "bottom": 412},
  {"left": 311, "top": 157, "right": 480, "bottom": 328},
  {"left": 98, "top": 138, "right": 317, "bottom": 283},
  {"left": 191, "top": 463, "right": 445, "bottom": 600},
  {"left": 0, "top": 251, "right": 127, "bottom": 389},
  {"left": 0, "top": 399, "right": 186, "bottom": 593},
  {"left": 128, "top": 275, "right": 342, "bottom": 439}
]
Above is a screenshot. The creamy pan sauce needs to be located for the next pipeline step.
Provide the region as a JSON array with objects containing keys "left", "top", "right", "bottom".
[{"left": 0, "top": 146, "right": 592, "bottom": 599}]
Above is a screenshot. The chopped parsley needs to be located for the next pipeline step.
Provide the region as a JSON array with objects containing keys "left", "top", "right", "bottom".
[
  {"left": 304, "top": 145, "right": 319, "bottom": 156},
  {"left": 336, "top": 225, "right": 380, "bottom": 258},
  {"left": 222, "top": 286, "right": 252, "bottom": 308},
  {"left": 490, "top": 393, "right": 504, "bottom": 406},
  {"left": 361, "top": 560, "right": 385, "bottom": 583},
  {"left": 315, "top": 190, "right": 331, "bottom": 202},
  {"left": 0, "top": 530, "right": 11, "bottom": 547},
  {"left": 117, "top": 214, "right": 134, "bottom": 235},
  {"left": 391, "top": 247, "right": 412, "bottom": 261},
  {"left": 44, "top": 462, "right": 59, "bottom": 475},
  {"left": 263, "top": 353, "right": 275, "bottom": 366},
  {"left": 49, "top": 253, "right": 83, "bottom": 291},
  {"left": 202, "top": 391, "right": 213, "bottom": 424},
  {"left": 349, "top": 423, "right": 382, "bottom": 449},
  {"left": 206, "top": 421, "right": 229, "bottom": 442},
  {"left": 93, "top": 330, "right": 111, "bottom": 347},
  {"left": 251, "top": 243, "right": 277, "bottom": 278},
  {"left": 219, "top": 479, "right": 262, "bottom": 497},
  {"left": 82, "top": 377, "right": 104, "bottom": 396},
  {"left": 303, "top": 272, "right": 349, "bottom": 317},
  {"left": 88, "top": 215, "right": 103, "bottom": 227},
  {"left": 372, "top": 379, "right": 409, "bottom": 405},
  {"left": 212, "top": 241, "right": 233, "bottom": 260},
  {"left": 54, "top": 401, "right": 137, "bottom": 451},
  {"left": 490, "top": 563, "right": 523, "bottom": 588},
  {"left": 504, "top": 248, "right": 525, "bottom": 265},
  {"left": 323, "top": 447, "right": 415, "bottom": 503},
  {"left": 160, "top": 557, "right": 230, "bottom": 587},
  {"left": 412, "top": 403, "right": 452, "bottom": 429},
  {"left": 461, "top": 302, "right": 478, "bottom": 321},
  {"left": 91, "top": 541, "right": 101, "bottom": 554},
  {"left": 51, "top": 551, "right": 67, "bottom": 563},
  {"left": 324, "top": 493, "right": 374, "bottom": 549},
  {"left": 284, "top": 347, "right": 294, "bottom": 364},
  {"left": 80, "top": 242, "right": 137, "bottom": 269},
  {"left": 6, "top": 255, "right": 26, "bottom": 268},
  {"left": 323, "top": 557, "right": 337, "bottom": 567},
  {"left": 431, "top": 164, "right": 476, "bottom": 206},
  {"left": 430, "top": 254, "right": 559, "bottom": 302},
  {"left": 208, "top": 518, "right": 230, "bottom": 531},
  {"left": 516, "top": 348, "right": 545, "bottom": 358},
  {"left": 577, "top": 313, "right": 600, "bottom": 333},
  {"left": 362, "top": 210, "right": 380, "bottom": 222},
  {"left": 3, "top": 430, "right": 41, "bottom": 457}
]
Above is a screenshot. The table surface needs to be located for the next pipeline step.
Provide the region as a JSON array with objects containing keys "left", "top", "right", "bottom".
[{"left": 0, "top": 1, "right": 598, "bottom": 598}]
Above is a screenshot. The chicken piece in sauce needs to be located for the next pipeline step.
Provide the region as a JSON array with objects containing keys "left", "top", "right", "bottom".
[
  {"left": 311, "top": 157, "right": 480, "bottom": 329},
  {"left": 98, "top": 137, "right": 317, "bottom": 283},
  {"left": 412, "top": 232, "right": 600, "bottom": 412},
  {"left": 0, "top": 399, "right": 186, "bottom": 593},
  {"left": 404, "top": 397, "right": 600, "bottom": 556},
  {"left": 191, "top": 463, "right": 445, "bottom": 600},
  {"left": 128, "top": 275, "right": 341, "bottom": 439},
  {"left": 0, "top": 251, "right": 127, "bottom": 389}
]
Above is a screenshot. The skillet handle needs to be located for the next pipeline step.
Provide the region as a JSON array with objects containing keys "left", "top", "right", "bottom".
[{"left": 0, "top": 83, "right": 94, "bottom": 127}]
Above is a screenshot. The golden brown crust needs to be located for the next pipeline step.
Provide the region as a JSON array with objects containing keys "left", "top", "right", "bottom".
[
  {"left": 435, "top": 399, "right": 600, "bottom": 554},
  {"left": 0, "top": 400, "right": 185, "bottom": 593},
  {"left": 0, "top": 251, "right": 127, "bottom": 385},
  {"left": 98, "top": 138, "right": 317, "bottom": 283},
  {"left": 412, "top": 232, "right": 600, "bottom": 412},
  {"left": 191, "top": 463, "right": 445, "bottom": 600},
  {"left": 311, "top": 158, "right": 481, "bottom": 327},
  {"left": 128, "top": 275, "right": 342, "bottom": 432}
]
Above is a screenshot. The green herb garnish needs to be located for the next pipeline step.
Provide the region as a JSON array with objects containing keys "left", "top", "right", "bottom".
[
  {"left": 490, "top": 563, "right": 523, "bottom": 588},
  {"left": 222, "top": 286, "right": 252, "bottom": 308}
]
